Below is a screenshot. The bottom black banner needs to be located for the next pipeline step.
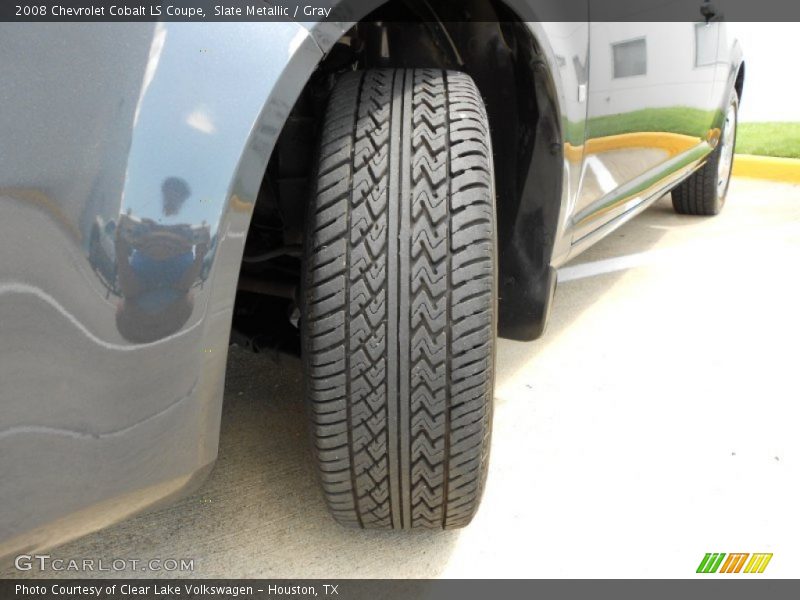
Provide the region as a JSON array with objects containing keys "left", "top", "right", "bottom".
[{"left": 2, "top": 579, "right": 798, "bottom": 600}]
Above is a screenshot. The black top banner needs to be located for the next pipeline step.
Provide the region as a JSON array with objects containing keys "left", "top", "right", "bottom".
[{"left": 3, "top": 0, "right": 800, "bottom": 22}]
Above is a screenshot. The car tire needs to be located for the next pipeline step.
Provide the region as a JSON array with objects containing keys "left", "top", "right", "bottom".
[
  {"left": 302, "top": 69, "right": 496, "bottom": 530},
  {"left": 672, "top": 92, "right": 738, "bottom": 216}
]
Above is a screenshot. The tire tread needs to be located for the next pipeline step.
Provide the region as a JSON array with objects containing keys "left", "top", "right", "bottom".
[{"left": 303, "top": 68, "right": 495, "bottom": 530}]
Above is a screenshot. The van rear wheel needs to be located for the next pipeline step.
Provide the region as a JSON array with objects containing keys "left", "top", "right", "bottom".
[
  {"left": 302, "top": 69, "right": 496, "bottom": 530},
  {"left": 673, "top": 92, "right": 738, "bottom": 216}
]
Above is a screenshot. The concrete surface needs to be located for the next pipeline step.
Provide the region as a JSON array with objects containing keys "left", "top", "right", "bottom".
[{"left": 4, "top": 178, "right": 799, "bottom": 578}]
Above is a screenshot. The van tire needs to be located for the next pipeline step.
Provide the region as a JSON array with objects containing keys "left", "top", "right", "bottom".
[{"left": 673, "top": 92, "right": 739, "bottom": 215}]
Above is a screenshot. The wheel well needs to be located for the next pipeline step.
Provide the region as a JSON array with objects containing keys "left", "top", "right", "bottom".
[
  {"left": 735, "top": 61, "right": 745, "bottom": 101},
  {"left": 232, "top": 0, "right": 564, "bottom": 349}
]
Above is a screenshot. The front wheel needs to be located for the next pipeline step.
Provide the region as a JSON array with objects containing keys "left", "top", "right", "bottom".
[
  {"left": 302, "top": 69, "right": 496, "bottom": 530},
  {"left": 672, "top": 91, "right": 738, "bottom": 216}
]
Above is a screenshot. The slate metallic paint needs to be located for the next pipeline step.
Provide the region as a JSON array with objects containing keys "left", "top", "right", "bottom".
[
  {"left": 0, "top": 22, "right": 323, "bottom": 556},
  {"left": 0, "top": 13, "right": 742, "bottom": 554}
]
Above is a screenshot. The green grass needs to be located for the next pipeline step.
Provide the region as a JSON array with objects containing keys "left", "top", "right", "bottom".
[
  {"left": 587, "top": 107, "right": 713, "bottom": 139},
  {"left": 735, "top": 122, "right": 800, "bottom": 159},
  {"left": 564, "top": 107, "right": 714, "bottom": 145},
  {"left": 565, "top": 110, "right": 800, "bottom": 160}
]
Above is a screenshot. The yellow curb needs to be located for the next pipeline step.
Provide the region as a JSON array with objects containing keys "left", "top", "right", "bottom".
[
  {"left": 733, "top": 154, "right": 800, "bottom": 184},
  {"left": 564, "top": 131, "right": 701, "bottom": 163}
]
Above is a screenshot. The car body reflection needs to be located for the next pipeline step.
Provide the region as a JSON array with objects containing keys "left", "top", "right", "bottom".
[{"left": 112, "top": 178, "right": 210, "bottom": 343}]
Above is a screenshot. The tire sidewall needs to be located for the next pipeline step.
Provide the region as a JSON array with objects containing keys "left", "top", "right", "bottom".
[{"left": 715, "top": 91, "right": 739, "bottom": 211}]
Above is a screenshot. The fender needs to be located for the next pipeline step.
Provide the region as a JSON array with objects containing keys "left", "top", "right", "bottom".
[
  {"left": 718, "top": 37, "right": 745, "bottom": 121},
  {"left": 0, "top": 21, "right": 323, "bottom": 557}
]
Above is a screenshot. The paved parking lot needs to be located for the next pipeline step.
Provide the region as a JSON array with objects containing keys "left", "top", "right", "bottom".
[{"left": 5, "top": 179, "right": 799, "bottom": 578}]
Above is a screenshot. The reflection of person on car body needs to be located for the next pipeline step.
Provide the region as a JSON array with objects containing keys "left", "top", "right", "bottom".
[{"left": 115, "top": 177, "right": 210, "bottom": 343}]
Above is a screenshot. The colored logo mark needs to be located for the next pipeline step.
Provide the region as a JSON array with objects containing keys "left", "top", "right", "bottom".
[{"left": 696, "top": 553, "right": 773, "bottom": 574}]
